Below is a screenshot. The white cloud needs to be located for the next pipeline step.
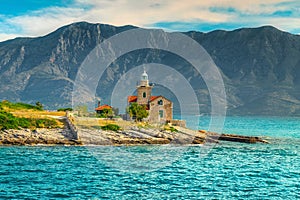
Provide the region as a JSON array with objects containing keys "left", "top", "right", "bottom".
[
  {"left": 0, "top": 0, "right": 299, "bottom": 41},
  {"left": 7, "top": 7, "right": 86, "bottom": 37},
  {"left": 0, "top": 33, "right": 22, "bottom": 41}
]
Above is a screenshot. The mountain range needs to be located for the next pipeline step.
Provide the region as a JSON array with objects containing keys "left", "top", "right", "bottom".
[{"left": 1, "top": 22, "right": 300, "bottom": 116}]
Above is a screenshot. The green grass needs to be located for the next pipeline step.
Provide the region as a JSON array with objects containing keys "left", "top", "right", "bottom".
[
  {"left": 164, "top": 125, "right": 178, "bottom": 132},
  {"left": 0, "top": 110, "right": 58, "bottom": 130},
  {"left": 170, "top": 126, "right": 178, "bottom": 132},
  {"left": 0, "top": 101, "right": 43, "bottom": 111}
]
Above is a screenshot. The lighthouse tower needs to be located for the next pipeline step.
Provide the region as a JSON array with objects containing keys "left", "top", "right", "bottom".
[{"left": 136, "top": 70, "right": 153, "bottom": 105}]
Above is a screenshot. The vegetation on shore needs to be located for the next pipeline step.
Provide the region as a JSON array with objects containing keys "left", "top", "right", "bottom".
[
  {"left": 101, "top": 124, "right": 121, "bottom": 132},
  {"left": 0, "top": 101, "right": 62, "bottom": 130},
  {"left": 0, "top": 111, "right": 58, "bottom": 130},
  {"left": 57, "top": 108, "right": 73, "bottom": 112},
  {"left": 1, "top": 100, "right": 43, "bottom": 111},
  {"left": 97, "top": 108, "right": 114, "bottom": 118}
]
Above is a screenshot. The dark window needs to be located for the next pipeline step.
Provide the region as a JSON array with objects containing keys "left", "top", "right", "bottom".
[
  {"left": 158, "top": 100, "right": 163, "bottom": 105},
  {"left": 159, "top": 110, "right": 164, "bottom": 118},
  {"left": 143, "top": 92, "right": 146, "bottom": 98}
]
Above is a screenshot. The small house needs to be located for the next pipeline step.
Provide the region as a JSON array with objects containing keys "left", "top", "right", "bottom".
[{"left": 95, "top": 102, "right": 113, "bottom": 116}]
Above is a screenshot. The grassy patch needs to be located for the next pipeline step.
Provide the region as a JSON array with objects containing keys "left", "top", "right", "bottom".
[
  {"left": 0, "top": 111, "right": 59, "bottom": 130},
  {"left": 170, "top": 126, "right": 178, "bottom": 132},
  {"left": 164, "top": 125, "right": 178, "bottom": 132},
  {"left": 0, "top": 101, "right": 43, "bottom": 111}
]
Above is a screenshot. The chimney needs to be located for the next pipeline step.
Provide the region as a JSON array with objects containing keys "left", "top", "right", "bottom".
[{"left": 98, "top": 101, "right": 101, "bottom": 107}]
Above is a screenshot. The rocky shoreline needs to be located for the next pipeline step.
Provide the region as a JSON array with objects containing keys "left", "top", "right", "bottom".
[
  {"left": 77, "top": 126, "right": 268, "bottom": 145},
  {"left": 0, "top": 125, "right": 268, "bottom": 146},
  {"left": 0, "top": 128, "right": 81, "bottom": 146}
]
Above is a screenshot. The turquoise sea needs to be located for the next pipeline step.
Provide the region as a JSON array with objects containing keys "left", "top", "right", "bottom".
[{"left": 0, "top": 116, "right": 299, "bottom": 199}]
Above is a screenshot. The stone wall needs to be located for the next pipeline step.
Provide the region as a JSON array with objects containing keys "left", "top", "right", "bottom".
[
  {"left": 148, "top": 96, "right": 173, "bottom": 123},
  {"left": 171, "top": 120, "right": 186, "bottom": 128},
  {"left": 66, "top": 111, "right": 79, "bottom": 140}
]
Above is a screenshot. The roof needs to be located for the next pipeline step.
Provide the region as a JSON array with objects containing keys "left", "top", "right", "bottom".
[
  {"left": 150, "top": 96, "right": 159, "bottom": 101},
  {"left": 95, "top": 104, "right": 112, "bottom": 111},
  {"left": 127, "top": 95, "right": 171, "bottom": 103},
  {"left": 128, "top": 96, "right": 138, "bottom": 103},
  {"left": 150, "top": 95, "right": 172, "bottom": 103}
]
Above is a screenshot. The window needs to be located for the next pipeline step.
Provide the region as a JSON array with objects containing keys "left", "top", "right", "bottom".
[
  {"left": 142, "top": 75, "right": 147, "bottom": 80},
  {"left": 158, "top": 100, "right": 163, "bottom": 105},
  {"left": 143, "top": 92, "right": 146, "bottom": 98},
  {"left": 159, "top": 110, "right": 164, "bottom": 118}
]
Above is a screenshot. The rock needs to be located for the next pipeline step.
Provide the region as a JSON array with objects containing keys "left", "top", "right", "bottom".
[{"left": 0, "top": 125, "right": 82, "bottom": 146}]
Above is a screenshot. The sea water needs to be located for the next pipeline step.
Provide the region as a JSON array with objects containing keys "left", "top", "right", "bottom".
[{"left": 0, "top": 116, "right": 299, "bottom": 199}]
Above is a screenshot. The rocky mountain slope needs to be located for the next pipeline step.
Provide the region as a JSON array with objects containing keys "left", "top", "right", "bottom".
[{"left": 1, "top": 22, "right": 300, "bottom": 116}]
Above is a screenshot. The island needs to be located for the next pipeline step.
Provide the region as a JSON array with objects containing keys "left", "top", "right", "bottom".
[{"left": 0, "top": 100, "right": 268, "bottom": 146}]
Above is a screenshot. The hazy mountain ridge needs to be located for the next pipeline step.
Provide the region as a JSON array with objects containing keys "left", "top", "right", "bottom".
[
  {"left": 1, "top": 22, "right": 300, "bottom": 116},
  {"left": 186, "top": 26, "right": 300, "bottom": 115}
]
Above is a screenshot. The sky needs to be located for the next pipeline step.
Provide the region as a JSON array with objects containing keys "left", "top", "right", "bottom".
[{"left": 0, "top": 0, "right": 300, "bottom": 42}]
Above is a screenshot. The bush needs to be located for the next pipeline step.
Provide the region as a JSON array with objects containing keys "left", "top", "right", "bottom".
[
  {"left": 0, "top": 111, "right": 19, "bottom": 130},
  {"left": 57, "top": 108, "right": 73, "bottom": 112},
  {"left": 101, "top": 124, "right": 121, "bottom": 132},
  {"left": 170, "top": 126, "right": 178, "bottom": 132},
  {"left": 164, "top": 125, "right": 178, "bottom": 132},
  {"left": 97, "top": 108, "right": 113, "bottom": 118},
  {"left": 17, "top": 117, "right": 31, "bottom": 128}
]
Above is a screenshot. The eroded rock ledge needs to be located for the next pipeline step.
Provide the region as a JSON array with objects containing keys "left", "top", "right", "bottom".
[
  {"left": 77, "top": 126, "right": 268, "bottom": 145},
  {"left": 0, "top": 128, "right": 81, "bottom": 146},
  {"left": 0, "top": 126, "right": 268, "bottom": 146}
]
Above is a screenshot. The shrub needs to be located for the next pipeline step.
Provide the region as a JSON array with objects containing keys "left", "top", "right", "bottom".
[
  {"left": 57, "top": 108, "right": 73, "bottom": 112},
  {"left": 17, "top": 117, "right": 31, "bottom": 128},
  {"left": 97, "top": 108, "right": 113, "bottom": 118},
  {"left": 35, "top": 102, "right": 43, "bottom": 110},
  {"left": 170, "top": 126, "right": 178, "bottom": 132},
  {"left": 0, "top": 111, "right": 19, "bottom": 130},
  {"left": 101, "top": 124, "right": 121, "bottom": 132},
  {"left": 164, "top": 125, "right": 178, "bottom": 132}
]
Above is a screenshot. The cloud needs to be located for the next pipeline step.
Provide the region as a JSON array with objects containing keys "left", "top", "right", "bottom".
[
  {"left": 0, "top": 0, "right": 299, "bottom": 42},
  {"left": 0, "top": 33, "right": 22, "bottom": 41},
  {"left": 7, "top": 7, "right": 86, "bottom": 37}
]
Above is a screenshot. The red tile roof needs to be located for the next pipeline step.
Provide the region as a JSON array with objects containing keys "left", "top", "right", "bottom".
[
  {"left": 128, "top": 95, "right": 162, "bottom": 103},
  {"left": 95, "top": 104, "right": 112, "bottom": 111},
  {"left": 128, "top": 96, "right": 138, "bottom": 103},
  {"left": 150, "top": 96, "right": 159, "bottom": 101}
]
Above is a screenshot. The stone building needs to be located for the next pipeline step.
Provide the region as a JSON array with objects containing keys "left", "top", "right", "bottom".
[{"left": 127, "top": 70, "right": 173, "bottom": 123}]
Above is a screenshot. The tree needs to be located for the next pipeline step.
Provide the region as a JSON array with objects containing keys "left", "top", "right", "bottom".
[
  {"left": 98, "top": 108, "right": 114, "bottom": 119},
  {"left": 128, "top": 103, "right": 149, "bottom": 122},
  {"left": 35, "top": 101, "right": 43, "bottom": 110}
]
